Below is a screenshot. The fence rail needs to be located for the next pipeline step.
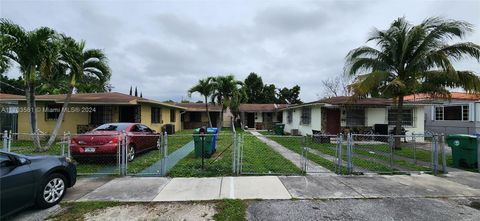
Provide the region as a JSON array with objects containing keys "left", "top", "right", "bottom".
[{"left": 2, "top": 129, "right": 478, "bottom": 176}]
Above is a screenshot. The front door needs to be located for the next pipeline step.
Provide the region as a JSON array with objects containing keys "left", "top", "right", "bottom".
[
  {"left": 325, "top": 109, "right": 340, "bottom": 134},
  {"left": 247, "top": 113, "right": 255, "bottom": 128}
]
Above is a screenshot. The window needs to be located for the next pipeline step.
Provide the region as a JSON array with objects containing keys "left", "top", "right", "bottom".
[
  {"left": 434, "top": 105, "right": 469, "bottom": 121},
  {"left": 45, "top": 104, "right": 62, "bottom": 120},
  {"left": 300, "top": 108, "right": 311, "bottom": 125},
  {"left": 346, "top": 108, "right": 365, "bottom": 126},
  {"left": 90, "top": 106, "right": 113, "bottom": 125},
  {"left": 388, "top": 108, "right": 413, "bottom": 126},
  {"left": 170, "top": 109, "right": 176, "bottom": 122},
  {"left": 151, "top": 107, "right": 162, "bottom": 123},
  {"left": 190, "top": 112, "right": 201, "bottom": 122},
  {"left": 286, "top": 110, "right": 292, "bottom": 124}
]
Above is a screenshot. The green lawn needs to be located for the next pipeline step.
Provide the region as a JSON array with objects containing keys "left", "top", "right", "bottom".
[
  {"left": 168, "top": 130, "right": 301, "bottom": 177},
  {"left": 259, "top": 131, "right": 430, "bottom": 174}
]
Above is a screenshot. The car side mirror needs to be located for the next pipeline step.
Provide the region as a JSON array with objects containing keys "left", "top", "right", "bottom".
[{"left": 16, "top": 157, "right": 30, "bottom": 166}]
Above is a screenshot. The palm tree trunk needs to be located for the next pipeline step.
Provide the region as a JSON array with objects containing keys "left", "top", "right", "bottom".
[
  {"left": 205, "top": 96, "right": 212, "bottom": 128},
  {"left": 26, "top": 81, "right": 41, "bottom": 151},
  {"left": 44, "top": 86, "right": 73, "bottom": 150},
  {"left": 394, "top": 95, "right": 404, "bottom": 149}
]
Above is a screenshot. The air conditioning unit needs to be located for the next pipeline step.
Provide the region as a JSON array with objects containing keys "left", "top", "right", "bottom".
[{"left": 291, "top": 129, "right": 299, "bottom": 136}]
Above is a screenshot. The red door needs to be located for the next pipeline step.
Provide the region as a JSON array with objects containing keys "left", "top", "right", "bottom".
[{"left": 325, "top": 109, "right": 341, "bottom": 134}]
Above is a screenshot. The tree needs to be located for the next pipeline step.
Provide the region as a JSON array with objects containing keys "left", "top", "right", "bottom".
[
  {"left": 1, "top": 19, "right": 58, "bottom": 151},
  {"left": 345, "top": 17, "right": 480, "bottom": 148},
  {"left": 211, "top": 75, "right": 244, "bottom": 128},
  {"left": 0, "top": 74, "right": 25, "bottom": 95},
  {"left": 45, "top": 35, "right": 111, "bottom": 150},
  {"left": 262, "top": 84, "right": 277, "bottom": 103},
  {"left": 244, "top": 72, "right": 263, "bottom": 103},
  {"left": 277, "top": 85, "right": 302, "bottom": 104},
  {"left": 321, "top": 75, "right": 352, "bottom": 98},
  {"left": 188, "top": 77, "right": 214, "bottom": 127}
]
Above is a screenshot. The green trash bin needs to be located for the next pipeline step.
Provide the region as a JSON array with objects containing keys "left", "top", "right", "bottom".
[
  {"left": 193, "top": 128, "right": 216, "bottom": 158},
  {"left": 274, "top": 123, "right": 285, "bottom": 135},
  {"left": 446, "top": 134, "right": 479, "bottom": 168}
]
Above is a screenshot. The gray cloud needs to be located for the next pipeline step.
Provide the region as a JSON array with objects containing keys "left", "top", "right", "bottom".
[{"left": 1, "top": 0, "right": 479, "bottom": 102}]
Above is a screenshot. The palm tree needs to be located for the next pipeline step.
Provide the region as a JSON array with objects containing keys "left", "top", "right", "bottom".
[
  {"left": 189, "top": 77, "right": 215, "bottom": 127},
  {"left": 44, "top": 36, "right": 111, "bottom": 150},
  {"left": 1, "top": 19, "right": 58, "bottom": 151},
  {"left": 345, "top": 17, "right": 480, "bottom": 148},
  {"left": 211, "top": 75, "right": 244, "bottom": 128}
]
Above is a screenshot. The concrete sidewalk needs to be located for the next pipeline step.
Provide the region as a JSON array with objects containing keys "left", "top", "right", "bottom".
[{"left": 64, "top": 171, "right": 480, "bottom": 202}]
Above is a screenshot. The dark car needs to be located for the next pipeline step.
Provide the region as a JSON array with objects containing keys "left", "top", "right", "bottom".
[
  {"left": 0, "top": 151, "right": 77, "bottom": 219},
  {"left": 70, "top": 123, "right": 160, "bottom": 162}
]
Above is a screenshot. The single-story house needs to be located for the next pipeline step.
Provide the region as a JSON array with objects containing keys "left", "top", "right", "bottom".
[
  {"left": 238, "top": 104, "right": 288, "bottom": 130},
  {"left": 279, "top": 96, "right": 426, "bottom": 137},
  {"left": 0, "top": 92, "right": 185, "bottom": 139},
  {"left": 175, "top": 103, "right": 222, "bottom": 129},
  {"left": 404, "top": 92, "right": 480, "bottom": 135}
]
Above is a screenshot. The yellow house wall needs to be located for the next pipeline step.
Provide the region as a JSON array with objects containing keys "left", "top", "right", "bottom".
[
  {"left": 139, "top": 103, "right": 182, "bottom": 132},
  {"left": 17, "top": 101, "right": 90, "bottom": 139}
]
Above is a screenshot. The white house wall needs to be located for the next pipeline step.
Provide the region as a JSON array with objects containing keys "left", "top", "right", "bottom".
[
  {"left": 366, "top": 108, "right": 387, "bottom": 126},
  {"left": 283, "top": 105, "right": 321, "bottom": 135}
]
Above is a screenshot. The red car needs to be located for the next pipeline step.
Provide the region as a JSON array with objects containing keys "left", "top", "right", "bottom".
[{"left": 70, "top": 123, "right": 160, "bottom": 161}]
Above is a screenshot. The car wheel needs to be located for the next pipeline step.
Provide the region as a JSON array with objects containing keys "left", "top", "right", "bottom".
[
  {"left": 128, "top": 145, "right": 136, "bottom": 162},
  {"left": 36, "top": 173, "right": 67, "bottom": 209}
]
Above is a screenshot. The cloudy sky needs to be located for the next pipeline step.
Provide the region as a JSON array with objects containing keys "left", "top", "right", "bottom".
[{"left": 1, "top": 0, "right": 479, "bottom": 102}]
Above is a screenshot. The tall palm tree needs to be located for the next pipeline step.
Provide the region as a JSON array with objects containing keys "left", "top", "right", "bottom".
[
  {"left": 345, "top": 17, "right": 480, "bottom": 148},
  {"left": 211, "top": 75, "right": 243, "bottom": 128},
  {"left": 189, "top": 77, "right": 214, "bottom": 127},
  {"left": 1, "top": 19, "right": 58, "bottom": 151},
  {"left": 44, "top": 36, "right": 111, "bottom": 150}
]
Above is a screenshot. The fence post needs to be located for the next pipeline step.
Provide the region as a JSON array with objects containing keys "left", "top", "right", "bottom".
[
  {"left": 2, "top": 130, "right": 7, "bottom": 152},
  {"left": 412, "top": 132, "right": 417, "bottom": 164},
  {"left": 389, "top": 134, "right": 394, "bottom": 173},
  {"left": 67, "top": 132, "right": 71, "bottom": 158},
  {"left": 232, "top": 130, "right": 236, "bottom": 174},
  {"left": 441, "top": 134, "right": 447, "bottom": 174},
  {"left": 346, "top": 133, "right": 351, "bottom": 174},
  {"left": 121, "top": 130, "right": 126, "bottom": 176},
  {"left": 238, "top": 133, "right": 243, "bottom": 174},
  {"left": 61, "top": 132, "right": 65, "bottom": 156},
  {"left": 336, "top": 134, "right": 343, "bottom": 174},
  {"left": 163, "top": 132, "right": 168, "bottom": 176},
  {"left": 7, "top": 130, "right": 12, "bottom": 152},
  {"left": 432, "top": 135, "right": 438, "bottom": 175}
]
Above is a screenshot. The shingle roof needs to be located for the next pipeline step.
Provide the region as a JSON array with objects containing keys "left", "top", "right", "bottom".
[
  {"left": 239, "top": 103, "right": 289, "bottom": 112},
  {"left": 404, "top": 92, "right": 480, "bottom": 101},
  {"left": 0, "top": 92, "right": 185, "bottom": 109},
  {"left": 175, "top": 103, "right": 223, "bottom": 112}
]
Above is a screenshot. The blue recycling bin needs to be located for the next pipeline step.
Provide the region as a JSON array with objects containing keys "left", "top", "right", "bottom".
[{"left": 208, "top": 128, "right": 219, "bottom": 153}]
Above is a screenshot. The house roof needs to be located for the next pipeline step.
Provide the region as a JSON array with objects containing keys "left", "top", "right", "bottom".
[
  {"left": 175, "top": 103, "right": 223, "bottom": 112},
  {"left": 239, "top": 103, "right": 289, "bottom": 112},
  {"left": 404, "top": 92, "right": 480, "bottom": 101},
  {"left": 0, "top": 92, "right": 186, "bottom": 109},
  {"left": 280, "top": 96, "right": 428, "bottom": 110}
]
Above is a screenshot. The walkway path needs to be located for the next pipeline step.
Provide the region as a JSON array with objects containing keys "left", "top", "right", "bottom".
[
  {"left": 249, "top": 131, "right": 332, "bottom": 174},
  {"left": 140, "top": 140, "right": 194, "bottom": 176}
]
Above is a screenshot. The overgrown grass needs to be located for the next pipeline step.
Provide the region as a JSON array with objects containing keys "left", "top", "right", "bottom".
[
  {"left": 49, "top": 201, "right": 122, "bottom": 221},
  {"left": 213, "top": 199, "right": 247, "bottom": 221},
  {"left": 169, "top": 130, "right": 301, "bottom": 177}
]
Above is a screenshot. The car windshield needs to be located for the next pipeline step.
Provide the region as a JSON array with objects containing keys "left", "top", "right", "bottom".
[{"left": 94, "top": 124, "right": 129, "bottom": 132}]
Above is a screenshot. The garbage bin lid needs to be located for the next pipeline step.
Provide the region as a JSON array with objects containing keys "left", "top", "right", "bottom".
[{"left": 447, "top": 134, "right": 477, "bottom": 139}]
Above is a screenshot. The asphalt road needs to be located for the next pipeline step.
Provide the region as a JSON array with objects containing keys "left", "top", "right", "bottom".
[{"left": 247, "top": 198, "right": 480, "bottom": 221}]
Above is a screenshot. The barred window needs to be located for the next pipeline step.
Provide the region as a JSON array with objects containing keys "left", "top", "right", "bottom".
[
  {"left": 45, "top": 104, "right": 62, "bottom": 120},
  {"left": 170, "top": 109, "right": 176, "bottom": 122},
  {"left": 435, "top": 106, "right": 443, "bottom": 120},
  {"left": 287, "top": 110, "right": 293, "bottom": 124},
  {"left": 300, "top": 108, "right": 311, "bottom": 125},
  {"left": 346, "top": 108, "right": 365, "bottom": 126},
  {"left": 388, "top": 108, "right": 413, "bottom": 126},
  {"left": 151, "top": 107, "right": 162, "bottom": 123},
  {"left": 90, "top": 106, "right": 112, "bottom": 125}
]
